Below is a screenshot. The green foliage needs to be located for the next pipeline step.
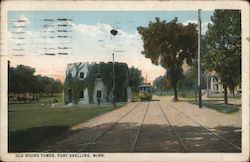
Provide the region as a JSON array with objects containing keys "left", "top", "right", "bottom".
[
  {"left": 36, "top": 76, "right": 63, "bottom": 95},
  {"left": 84, "top": 64, "right": 99, "bottom": 103},
  {"left": 8, "top": 62, "right": 63, "bottom": 96},
  {"left": 138, "top": 17, "right": 198, "bottom": 101},
  {"left": 99, "top": 63, "right": 113, "bottom": 101},
  {"left": 205, "top": 10, "right": 241, "bottom": 104},
  {"left": 153, "top": 75, "right": 171, "bottom": 94},
  {"left": 113, "top": 63, "right": 129, "bottom": 101},
  {"left": 178, "top": 69, "right": 207, "bottom": 91},
  {"left": 129, "top": 66, "right": 144, "bottom": 92},
  {"left": 8, "top": 64, "right": 35, "bottom": 93},
  {"left": 64, "top": 62, "right": 129, "bottom": 104},
  {"left": 189, "top": 101, "right": 240, "bottom": 114}
]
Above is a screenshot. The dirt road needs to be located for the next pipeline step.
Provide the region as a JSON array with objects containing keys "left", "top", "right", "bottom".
[{"left": 44, "top": 97, "right": 241, "bottom": 152}]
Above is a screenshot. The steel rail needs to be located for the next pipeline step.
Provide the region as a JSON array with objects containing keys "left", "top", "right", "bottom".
[
  {"left": 78, "top": 102, "right": 142, "bottom": 152},
  {"left": 158, "top": 102, "right": 188, "bottom": 152},
  {"left": 130, "top": 101, "right": 150, "bottom": 152},
  {"left": 165, "top": 101, "right": 241, "bottom": 152}
]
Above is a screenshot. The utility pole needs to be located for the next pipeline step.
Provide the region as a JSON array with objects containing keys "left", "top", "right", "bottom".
[
  {"left": 112, "top": 53, "right": 116, "bottom": 107},
  {"left": 198, "top": 9, "right": 202, "bottom": 108},
  {"left": 110, "top": 29, "right": 118, "bottom": 107},
  {"left": 206, "top": 73, "right": 209, "bottom": 97}
]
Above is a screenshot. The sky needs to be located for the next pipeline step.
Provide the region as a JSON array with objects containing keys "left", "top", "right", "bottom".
[{"left": 8, "top": 11, "right": 214, "bottom": 83}]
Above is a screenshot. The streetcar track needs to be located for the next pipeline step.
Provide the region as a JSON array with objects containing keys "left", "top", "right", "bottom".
[
  {"left": 163, "top": 100, "right": 241, "bottom": 152},
  {"left": 78, "top": 102, "right": 142, "bottom": 152},
  {"left": 130, "top": 101, "right": 150, "bottom": 152},
  {"left": 158, "top": 102, "right": 188, "bottom": 152}
]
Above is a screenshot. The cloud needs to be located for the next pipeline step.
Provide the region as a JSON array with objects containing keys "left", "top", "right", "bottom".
[
  {"left": 12, "top": 14, "right": 30, "bottom": 28},
  {"left": 9, "top": 21, "right": 165, "bottom": 83},
  {"left": 72, "top": 23, "right": 112, "bottom": 37},
  {"left": 66, "top": 22, "right": 164, "bottom": 82},
  {"left": 201, "top": 21, "right": 210, "bottom": 34},
  {"left": 183, "top": 20, "right": 211, "bottom": 35}
]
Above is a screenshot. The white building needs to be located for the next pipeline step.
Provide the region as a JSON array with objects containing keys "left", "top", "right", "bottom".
[
  {"left": 209, "top": 72, "right": 241, "bottom": 95},
  {"left": 210, "top": 75, "right": 222, "bottom": 94},
  {"left": 65, "top": 62, "right": 131, "bottom": 104}
]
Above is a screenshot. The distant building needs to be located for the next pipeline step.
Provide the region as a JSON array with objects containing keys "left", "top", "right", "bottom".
[
  {"left": 64, "top": 62, "right": 131, "bottom": 104},
  {"left": 209, "top": 71, "right": 241, "bottom": 95}
]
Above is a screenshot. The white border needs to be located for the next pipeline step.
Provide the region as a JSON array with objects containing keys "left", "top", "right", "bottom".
[{"left": 1, "top": 1, "right": 249, "bottom": 162}]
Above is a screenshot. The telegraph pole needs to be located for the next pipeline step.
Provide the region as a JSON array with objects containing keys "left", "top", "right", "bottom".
[
  {"left": 198, "top": 9, "right": 202, "bottom": 108},
  {"left": 112, "top": 53, "right": 116, "bottom": 107},
  {"left": 111, "top": 29, "right": 118, "bottom": 107}
]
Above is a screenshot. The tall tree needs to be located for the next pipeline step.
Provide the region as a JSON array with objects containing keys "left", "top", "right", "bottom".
[
  {"left": 128, "top": 66, "right": 144, "bottom": 92},
  {"left": 13, "top": 65, "right": 36, "bottom": 94},
  {"left": 205, "top": 10, "right": 241, "bottom": 104},
  {"left": 138, "top": 17, "right": 198, "bottom": 101}
]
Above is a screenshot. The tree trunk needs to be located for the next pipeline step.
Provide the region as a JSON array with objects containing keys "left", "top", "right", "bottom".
[
  {"left": 224, "top": 84, "right": 228, "bottom": 105},
  {"left": 173, "top": 84, "right": 178, "bottom": 102}
]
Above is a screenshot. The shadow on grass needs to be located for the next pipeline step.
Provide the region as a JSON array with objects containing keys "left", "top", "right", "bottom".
[
  {"left": 188, "top": 100, "right": 240, "bottom": 114},
  {"left": 8, "top": 126, "right": 69, "bottom": 152}
]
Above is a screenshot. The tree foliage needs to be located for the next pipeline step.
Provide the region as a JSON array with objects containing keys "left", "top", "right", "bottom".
[
  {"left": 138, "top": 17, "right": 198, "bottom": 101},
  {"left": 8, "top": 62, "right": 63, "bottom": 98},
  {"left": 153, "top": 75, "right": 171, "bottom": 94},
  {"left": 63, "top": 63, "right": 86, "bottom": 104},
  {"left": 177, "top": 69, "right": 207, "bottom": 93},
  {"left": 128, "top": 66, "right": 144, "bottom": 92},
  {"left": 205, "top": 10, "right": 241, "bottom": 104},
  {"left": 64, "top": 62, "right": 129, "bottom": 104}
]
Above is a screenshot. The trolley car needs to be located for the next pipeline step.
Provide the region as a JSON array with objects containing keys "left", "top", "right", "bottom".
[{"left": 138, "top": 84, "right": 153, "bottom": 100}]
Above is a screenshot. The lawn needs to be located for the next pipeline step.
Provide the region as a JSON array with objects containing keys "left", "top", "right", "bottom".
[
  {"left": 8, "top": 99, "right": 124, "bottom": 152},
  {"left": 188, "top": 100, "right": 240, "bottom": 114},
  {"left": 158, "top": 93, "right": 240, "bottom": 114}
]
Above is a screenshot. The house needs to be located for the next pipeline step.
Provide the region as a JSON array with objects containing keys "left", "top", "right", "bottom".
[
  {"left": 209, "top": 71, "right": 241, "bottom": 95},
  {"left": 64, "top": 62, "right": 131, "bottom": 104}
]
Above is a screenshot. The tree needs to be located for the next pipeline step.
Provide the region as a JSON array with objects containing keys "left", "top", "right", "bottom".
[
  {"left": 177, "top": 68, "right": 207, "bottom": 95},
  {"left": 205, "top": 10, "right": 241, "bottom": 104},
  {"left": 128, "top": 66, "right": 144, "bottom": 92},
  {"left": 153, "top": 75, "right": 171, "bottom": 95},
  {"left": 12, "top": 65, "right": 36, "bottom": 94},
  {"left": 138, "top": 17, "right": 198, "bottom": 101},
  {"left": 8, "top": 63, "right": 63, "bottom": 101}
]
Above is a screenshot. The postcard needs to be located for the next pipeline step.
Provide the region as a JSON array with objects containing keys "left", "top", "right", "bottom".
[{"left": 0, "top": 0, "right": 249, "bottom": 162}]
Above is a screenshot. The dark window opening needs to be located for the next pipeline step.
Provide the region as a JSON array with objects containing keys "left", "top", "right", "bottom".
[
  {"left": 80, "top": 72, "right": 84, "bottom": 79},
  {"left": 68, "top": 88, "right": 72, "bottom": 102},
  {"left": 97, "top": 90, "right": 102, "bottom": 98},
  {"left": 80, "top": 90, "right": 84, "bottom": 98}
]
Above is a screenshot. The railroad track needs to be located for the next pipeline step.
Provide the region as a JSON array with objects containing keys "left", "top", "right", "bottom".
[
  {"left": 78, "top": 101, "right": 145, "bottom": 152},
  {"left": 77, "top": 100, "right": 240, "bottom": 152},
  {"left": 161, "top": 100, "right": 241, "bottom": 152},
  {"left": 158, "top": 102, "right": 188, "bottom": 152},
  {"left": 130, "top": 101, "right": 150, "bottom": 152}
]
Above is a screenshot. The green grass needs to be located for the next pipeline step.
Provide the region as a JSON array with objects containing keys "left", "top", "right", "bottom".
[
  {"left": 39, "top": 94, "right": 63, "bottom": 103},
  {"left": 156, "top": 93, "right": 174, "bottom": 96},
  {"left": 189, "top": 101, "right": 240, "bottom": 114},
  {"left": 207, "top": 95, "right": 241, "bottom": 99},
  {"left": 8, "top": 101, "right": 124, "bottom": 152}
]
